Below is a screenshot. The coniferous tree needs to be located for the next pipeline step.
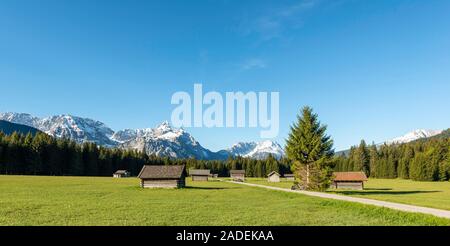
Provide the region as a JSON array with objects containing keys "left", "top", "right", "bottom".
[
  {"left": 355, "top": 140, "right": 370, "bottom": 176},
  {"left": 398, "top": 146, "right": 413, "bottom": 179},
  {"left": 410, "top": 152, "right": 435, "bottom": 181},
  {"left": 368, "top": 144, "right": 378, "bottom": 178},
  {"left": 285, "top": 106, "right": 334, "bottom": 191},
  {"left": 265, "top": 154, "right": 278, "bottom": 175}
]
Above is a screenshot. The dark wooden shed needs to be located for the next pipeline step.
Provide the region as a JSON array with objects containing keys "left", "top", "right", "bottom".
[
  {"left": 332, "top": 172, "right": 368, "bottom": 190},
  {"left": 138, "top": 165, "right": 186, "bottom": 188},
  {"left": 230, "top": 170, "right": 245, "bottom": 182},
  {"left": 283, "top": 174, "right": 295, "bottom": 181},
  {"left": 189, "top": 169, "right": 211, "bottom": 181}
]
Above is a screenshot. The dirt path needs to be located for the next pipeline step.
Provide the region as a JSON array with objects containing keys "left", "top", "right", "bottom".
[{"left": 228, "top": 181, "right": 450, "bottom": 219}]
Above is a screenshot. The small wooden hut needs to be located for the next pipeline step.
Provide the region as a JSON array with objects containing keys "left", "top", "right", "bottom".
[
  {"left": 332, "top": 172, "right": 368, "bottom": 190},
  {"left": 189, "top": 169, "right": 211, "bottom": 181},
  {"left": 267, "top": 171, "right": 281, "bottom": 183},
  {"left": 283, "top": 174, "right": 295, "bottom": 181},
  {"left": 230, "top": 170, "right": 246, "bottom": 182},
  {"left": 138, "top": 165, "right": 186, "bottom": 188}
]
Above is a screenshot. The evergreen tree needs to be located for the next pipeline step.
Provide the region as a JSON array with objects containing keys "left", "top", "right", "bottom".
[
  {"left": 369, "top": 144, "right": 378, "bottom": 178},
  {"left": 355, "top": 140, "right": 370, "bottom": 176},
  {"left": 398, "top": 146, "right": 413, "bottom": 179},
  {"left": 265, "top": 154, "right": 278, "bottom": 175},
  {"left": 285, "top": 106, "right": 334, "bottom": 191},
  {"left": 410, "top": 152, "right": 435, "bottom": 181}
]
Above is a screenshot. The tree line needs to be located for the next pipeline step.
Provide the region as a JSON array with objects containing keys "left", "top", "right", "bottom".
[
  {"left": 0, "top": 131, "right": 292, "bottom": 177},
  {"left": 3, "top": 108, "right": 448, "bottom": 185},
  {"left": 334, "top": 135, "right": 450, "bottom": 181}
]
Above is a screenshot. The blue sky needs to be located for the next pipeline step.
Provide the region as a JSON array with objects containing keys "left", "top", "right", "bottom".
[{"left": 1, "top": 0, "right": 450, "bottom": 151}]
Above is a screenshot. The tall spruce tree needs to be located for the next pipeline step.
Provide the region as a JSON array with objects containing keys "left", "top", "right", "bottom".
[
  {"left": 285, "top": 106, "right": 334, "bottom": 191},
  {"left": 369, "top": 144, "right": 378, "bottom": 178},
  {"left": 355, "top": 140, "right": 370, "bottom": 176}
]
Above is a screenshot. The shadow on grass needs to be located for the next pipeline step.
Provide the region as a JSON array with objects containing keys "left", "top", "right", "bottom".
[
  {"left": 364, "top": 188, "right": 393, "bottom": 191},
  {"left": 184, "top": 186, "right": 241, "bottom": 190},
  {"left": 331, "top": 190, "right": 442, "bottom": 196}
]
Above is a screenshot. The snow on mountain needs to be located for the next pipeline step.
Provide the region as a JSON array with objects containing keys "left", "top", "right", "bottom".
[
  {"left": 226, "top": 140, "right": 285, "bottom": 160},
  {"left": 0, "top": 112, "right": 40, "bottom": 127},
  {"left": 114, "top": 122, "right": 285, "bottom": 160},
  {"left": 385, "top": 129, "right": 443, "bottom": 145},
  {"left": 111, "top": 128, "right": 153, "bottom": 143},
  {"left": 227, "top": 142, "right": 258, "bottom": 156},
  {"left": 118, "top": 121, "right": 221, "bottom": 160},
  {"left": 0, "top": 112, "right": 284, "bottom": 160},
  {"left": 0, "top": 112, "right": 116, "bottom": 146}
]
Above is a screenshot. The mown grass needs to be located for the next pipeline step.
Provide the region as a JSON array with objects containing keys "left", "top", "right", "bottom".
[
  {"left": 0, "top": 175, "right": 449, "bottom": 226},
  {"left": 246, "top": 178, "right": 450, "bottom": 211}
]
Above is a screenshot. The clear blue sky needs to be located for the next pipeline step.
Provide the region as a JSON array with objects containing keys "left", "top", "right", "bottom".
[{"left": 1, "top": 0, "right": 450, "bottom": 151}]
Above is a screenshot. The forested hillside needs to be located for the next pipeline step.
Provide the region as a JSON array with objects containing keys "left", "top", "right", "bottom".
[
  {"left": 3, "top": 128, "right": 449, "bottom": 182},
  {"left": 334, "top": 132, "right": 450, "bottom": 181},
  {"left": 0, "top": 131, "right": 291, "bottom": 177},
  {"left": 0, "top": 120, "right": 41, "bottom": 136}
]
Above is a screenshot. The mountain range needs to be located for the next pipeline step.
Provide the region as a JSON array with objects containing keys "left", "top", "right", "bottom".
[
  {"left": 0, "top": 112, "right": 285, "bottom": 160},
  {"left": 385, "top": 129, "right": 443, "bottom": 145},
  {"left": 1, "top": 112, "right": 444, "bottom": 160},
  {"left": 336, "top": 129, "right": 445, "bottom": 156}
]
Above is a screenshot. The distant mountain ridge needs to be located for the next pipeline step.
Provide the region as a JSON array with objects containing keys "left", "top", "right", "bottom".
[
  {"left": 336, "top": 128, "right": 446, "bottom": 156},
  {"left": 226, "top": 141, "right": 285, "bottom": 160},
  {"left": 385, "top": 129, "right": 443, "bottom": 145},
  {"left": 0, "top": 112, "right": 285, "bottom": 160},
  {"left": 0, "top": 112, "right": 116, "bottom": 147}
]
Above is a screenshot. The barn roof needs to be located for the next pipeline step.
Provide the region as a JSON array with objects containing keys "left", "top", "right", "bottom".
[
  {"left": 283, "top": 174, "right": 295, "bottom": 177},
  {"left": 230, "top": 170, "right": 246, "bottom": 175},
  {"left": 268, "top": 171, "right": 280, "bottom": 177},
  {"left": 138, "top": 165, "right": 186, "bottom": 179},
  {"left": 333, "top": 172, "right": 368, "bottom": 181},
  {"left": 189, "top": 169, "right": 211, "bottom": 176}
]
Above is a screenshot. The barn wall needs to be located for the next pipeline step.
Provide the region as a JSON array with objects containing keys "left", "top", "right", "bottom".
[
  {"left": 192, "top": 175, "right": 208, "bottom": 181},
  {"left": 231, "top": 174, "right": 245, "bottom": 181},
  {"left": 335, "top": 182, "right": 363, "bottom": 190},
  {"left": 141, "top": 179, "right": 185, "bottom": 188},
  {"left": 268, "top": 175, "right": 280, "bottom": 182}
]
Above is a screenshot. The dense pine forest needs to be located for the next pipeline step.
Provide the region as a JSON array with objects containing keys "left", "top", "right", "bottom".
[
  {"left": 2, "top": 129, "right": 450, "bottom": 181},
  {"left": 334, "top": 130, "right": 450, "bottom": 181},
  {"left": 0, "top": 131, "right": 291, "bottom": 177}
]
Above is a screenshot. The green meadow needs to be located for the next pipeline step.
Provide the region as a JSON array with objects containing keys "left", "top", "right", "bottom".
[
  {"left": 0, "top": 175, "right": 449, "bottom": 226},
  {"left": 247, "top": 178, "right": 450, "bottom": 211}
]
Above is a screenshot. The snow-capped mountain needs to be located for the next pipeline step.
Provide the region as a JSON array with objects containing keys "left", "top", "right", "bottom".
[
  {"left": 0, "top": 112, "right": 116, "bottom": 146},
  {"left": 111, "top": 128, "right": 154, "bottom": 143},
  {"left": 118, "top": 121, "right": 223, "bottom": 160},
  {"left": 0, "top": 112, "right": 284, "bottom": 160},
  {"left": 226, "top": 140, "right": 285, "bottom": 160},
  {"left": 385, "top": 129, "right": 443, "bottom": 145},
  {"left": 226, "top": 142, "right": 258, "bottom": 156}
]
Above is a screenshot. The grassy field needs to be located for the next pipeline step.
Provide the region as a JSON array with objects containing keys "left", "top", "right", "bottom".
[
  {"left": 1, "top": 175, "right": 449, "bottom": 226},
  {"left": 246, "top": 178, "right": 450, "bottom": 211}
]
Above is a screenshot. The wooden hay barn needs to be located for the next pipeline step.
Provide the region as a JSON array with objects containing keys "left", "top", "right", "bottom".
[
  {"left": 283, "top": 174, "right": 295, "bottom": 181},
  {"left": 189, "top": 169, "right": 211, "bottom": 181},
  {"left": 332, "top": 172, "right": 368, "bottom": 190},
  {"left": 230, "top": 170, "right": 245, "bottom": 182},
  {"left": 267, "top": 171, "right": 281, "bottom": 183},
  {"left": 113, "top": 170, "right": 130, "bottom": 178},
  {"left": 138, "top": 165, "right": 186, "bottom": 189}
]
